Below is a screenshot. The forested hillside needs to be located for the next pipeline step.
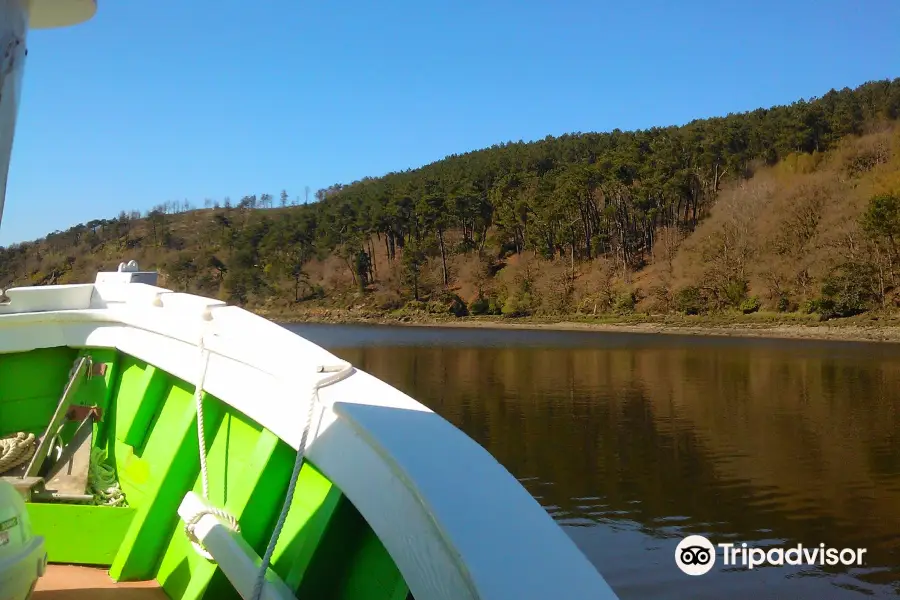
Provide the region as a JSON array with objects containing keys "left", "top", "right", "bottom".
[{"left": 3, "top": 79, "right": 900, "bottom": 322}]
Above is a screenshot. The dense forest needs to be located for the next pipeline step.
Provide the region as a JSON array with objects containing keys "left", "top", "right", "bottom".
[{"left": 3, "top": 78, "right": 900, "bottom": 322}]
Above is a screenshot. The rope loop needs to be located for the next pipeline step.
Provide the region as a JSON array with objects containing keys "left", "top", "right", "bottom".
[{"left": 183, "top": 505, "right": 242, "bottom": 561}]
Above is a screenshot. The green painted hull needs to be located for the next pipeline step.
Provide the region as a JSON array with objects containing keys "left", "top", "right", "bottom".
[{"left": 1, "top": 346, "right": 410, "bottom": 600}]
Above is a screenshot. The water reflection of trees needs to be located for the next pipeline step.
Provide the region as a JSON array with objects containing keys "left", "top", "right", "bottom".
[{"left": 335, "top": 343, "right": 900, "bottom": 582}]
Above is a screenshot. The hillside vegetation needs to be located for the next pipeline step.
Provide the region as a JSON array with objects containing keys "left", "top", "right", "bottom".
[{"left": 3, "top": 79, "right": 900, "bottom": 326}]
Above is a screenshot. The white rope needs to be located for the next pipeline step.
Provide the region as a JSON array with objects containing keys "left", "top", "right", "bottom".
[
  {"left": 251, "top": 363, "right": 354, "bottom": 600},
  {"left": 184, "top": 505, "right": 241, "bottom": 556},
  {"left": 195, "top": 336, "right": 212, "bottom": 500},
  {"left": 0, "top": 432, "right": 35, "bottom": 474},
  {"left": 179, "top": 322, "right": 356, "bottom": 596},
  {"left": 184, "top": 330, "right": 241, "bottom": 560}
]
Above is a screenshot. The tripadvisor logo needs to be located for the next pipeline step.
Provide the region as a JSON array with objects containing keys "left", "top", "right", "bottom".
[
  {"left": 675, "top": 535, "right": 867, "bottom": 576},
  {"left": 676, "top": 535, "right": 717, "bottom": 576}
]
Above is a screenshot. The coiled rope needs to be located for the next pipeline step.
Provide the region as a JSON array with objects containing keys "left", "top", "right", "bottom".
[
  {"left": 0, "top": 432, "right": 35, "bottom": 474},
  {"left": 89, "top": 447, "right": 127, "bottom": 506}
]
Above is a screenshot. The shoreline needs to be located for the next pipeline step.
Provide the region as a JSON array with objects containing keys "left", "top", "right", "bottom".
[{"left": 253, "top": 309, "right": 900, "bottom": 344}]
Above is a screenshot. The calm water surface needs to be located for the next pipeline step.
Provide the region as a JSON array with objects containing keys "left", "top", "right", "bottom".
[{"left": 286, "top": 323, "right": 900, "bottom": 599}]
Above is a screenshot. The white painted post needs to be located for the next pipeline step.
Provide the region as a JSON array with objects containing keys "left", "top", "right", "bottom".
[{"left": 0, "top": 0, "right": 29, "bottom": 229}]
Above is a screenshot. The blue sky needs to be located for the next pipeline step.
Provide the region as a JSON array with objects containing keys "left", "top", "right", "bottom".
[{"left": 3, "top": 0, "right": 898, "bottom": 246}]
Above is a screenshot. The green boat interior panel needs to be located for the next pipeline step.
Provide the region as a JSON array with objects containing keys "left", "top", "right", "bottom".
[
  {"left": 27, "top": 502, "right": 137, "bottom": 565},
  {"left": 0, "top": 346, "right": 411, "bottom": 600}
]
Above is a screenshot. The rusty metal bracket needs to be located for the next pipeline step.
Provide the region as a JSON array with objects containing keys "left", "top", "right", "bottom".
[
  {"left": 91, "top": 362, "right": 107, "bottom": 378},
  {"left": 66, "top": 405, "right": 102, "bottom": 422}
]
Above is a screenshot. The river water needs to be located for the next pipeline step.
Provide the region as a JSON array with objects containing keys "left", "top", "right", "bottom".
[{"left": 286, "top": 323, "right": 900, "bottom": 599}]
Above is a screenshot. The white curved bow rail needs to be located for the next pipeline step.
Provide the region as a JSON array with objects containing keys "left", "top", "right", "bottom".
[{"left": 0, "top": 280, "right": 620, "bottom": 600}]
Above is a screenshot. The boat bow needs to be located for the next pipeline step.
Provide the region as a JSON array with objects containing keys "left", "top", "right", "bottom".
[{"left": 0, "top": 271, "right": 619, "bottom": 600}]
